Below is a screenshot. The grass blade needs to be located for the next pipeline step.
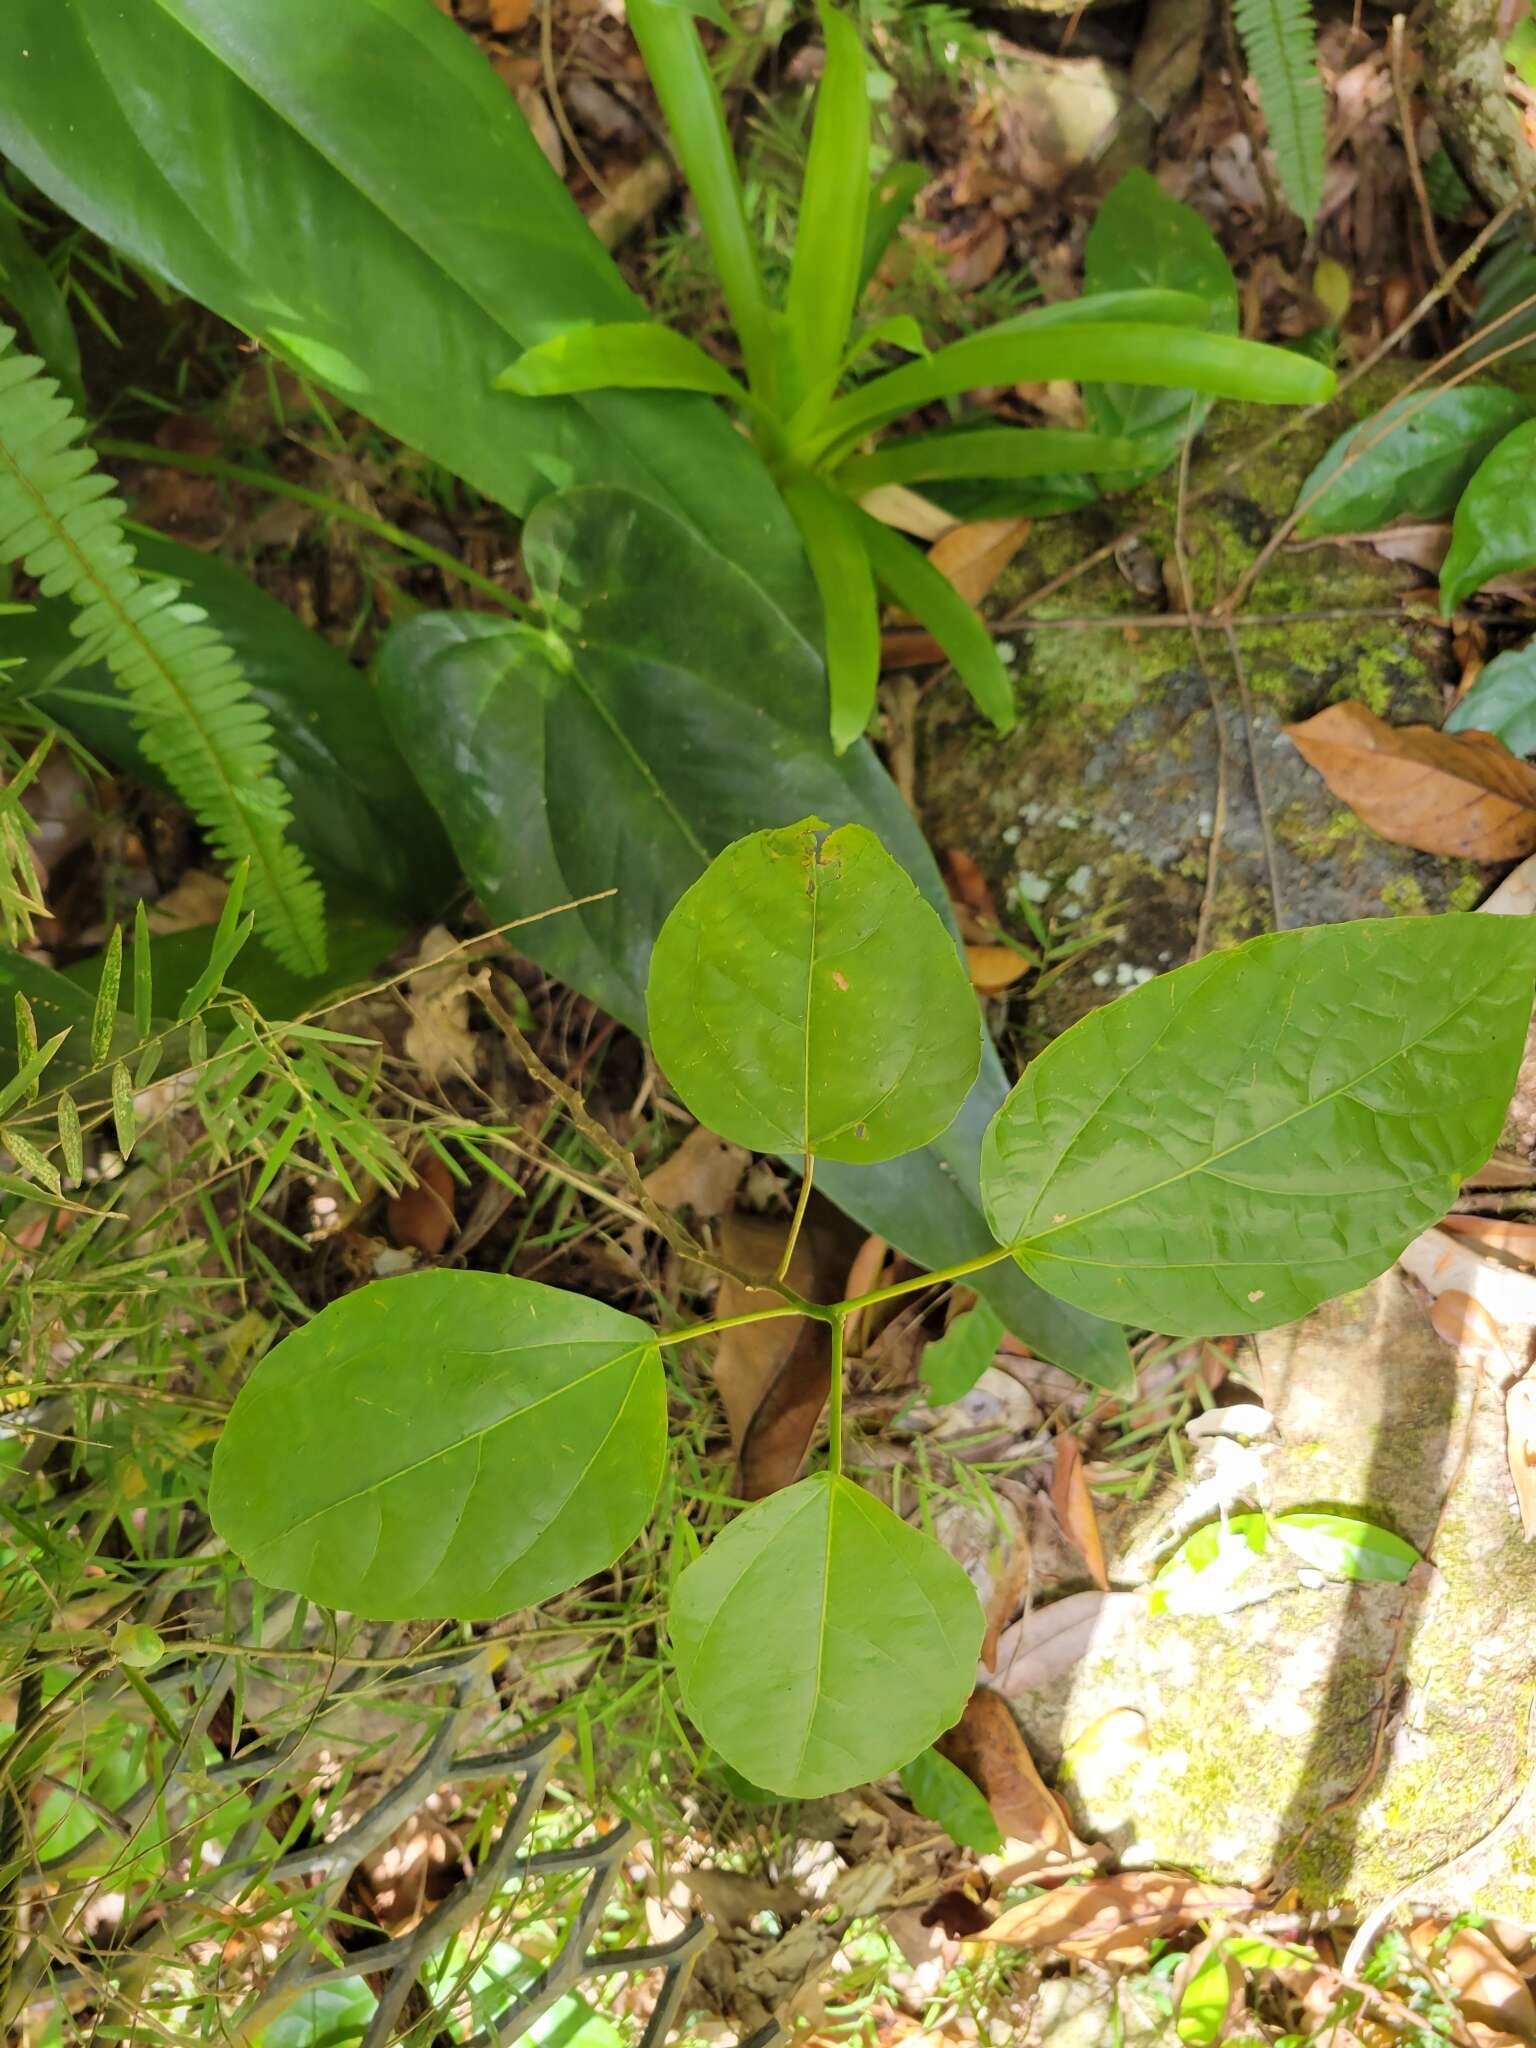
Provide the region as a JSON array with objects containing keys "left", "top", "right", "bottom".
[{"left": 89, "top": 924, "right": 122, "bottom": 1065}]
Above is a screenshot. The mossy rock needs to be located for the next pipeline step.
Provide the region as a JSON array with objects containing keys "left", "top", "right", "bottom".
[
  {"left": 1009, "top": 1271, "right": 1536, "bottom": 1913},
  {"left": 916, "top": 372, "right": 1484, "bottom": 1051}
]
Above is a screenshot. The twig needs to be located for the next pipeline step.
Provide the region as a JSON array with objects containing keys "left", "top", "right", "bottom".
[
  {"left": 1172, "top": 425, "right": 1231, "bottom": 960},
  {"left": 1390, "top": 16, "right": 1460, "bottom": 305}
]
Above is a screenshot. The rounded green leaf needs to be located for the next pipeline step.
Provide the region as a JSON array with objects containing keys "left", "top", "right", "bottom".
[
  {"left": 1441, "top": 418, "right": 1536, "bottom": 613},
  {"left": 646, "top": 817, "right": 981, "bottom": 1162},
  {"left": 1445, "top": 639, "right": 1536, "bottom": 755},
  {"left": 209, "top": 1271, "right": 665, "bottom": 1620},
  {"left": 670, "top": 1471, "right": 983, "bottom": 1797},
  {"left": 981, "top": 915, "right": 1536, "bottom": 1338}
]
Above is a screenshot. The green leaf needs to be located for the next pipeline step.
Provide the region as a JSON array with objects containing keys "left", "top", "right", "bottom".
[
  {"left": 497, "top": 323, "right": 755, "bottom": 409},
  {"left": 858, "top": 162, "right": 928, "bottom": 297},
  {"left": 786, "top": 3, "right": 871, "bottom": 395},
  {"left": 376, "top": 484, "right": 1130, "bottom": 1387},
  {"left": 1445, "top": 640, "right": 1536, "bottom": 754},
  {"left": 0, "top": 0, "right": 810, "bottom": 633},
  {"left": 670, "top": 1471, "right": 983, "bottom": 1796},
  {"left": 3, "top": 1125, "right": 60, "bottom": 1197},
  {"left": 981, "top": 916, "right": 1536, "bottom": 1337},
  {"left": 110, "top": 1060, "right": 136, "bottom": 1159},
  {"left": 55, "top": 1091, "right": 82, "bottom": 1185},
  {"left": 813, "top": 313, "right": 1335, "bottom": 459},
  {"left": 16, "top": 528, "right": 457, "bottom": 922},
  {"left": 782, "top": 478, "right": 882, "bottom": 751},
  {"left": 853, "top": 506, "right": 1015, "bottom": 731},
  {"left": 0, "top": 1026, "right": 69, "bottom": 1121},
  {"left": 1148, "top": 1513, "right": 1270, "bottom": 1617},
  {"left": 922, "top": 1301, "right": 1005, "bottom": 1405},
  {"left": 899, "top": 1746, "right": 1003, "bottom": 1853},
  {"left": 1295, "top": 387, "right": 1531, "bottom": 537},
  {"left": 1177, "top": 1945, "right": 1240, "bottom": 2045},
  {"left": 1270, "top": 1509, "right": 1418, "bottom": 1582},
  {"left": 647, "top": 817, "right": 980, "bottom": 1162},
  {"left": 209, "top": 1271, "right": 666, "bottom": 1620},
  {"left": 625, "top": 0, "right": 777, "bottom": 394},
  {"left": 254, "top": 1982, "right": 377, "bottom": 2048},
  {"left": 1441, "top": 419, "right": 1536, "bottom": 613},
  {"left": 837, "top": 425, "right": 1144, "bottom": 494},
  {"left": 1082, "top": 170, "right": 1239, "bottom": 455},
  {"left": 0, "top": 205, "right": 83, "bottom": 410},
  {"left": 89, "top": 925, "right": 122, "bottom": 1066},
  {"left": 1233, "top": 0, "right": 1326, "bottom": 224}
]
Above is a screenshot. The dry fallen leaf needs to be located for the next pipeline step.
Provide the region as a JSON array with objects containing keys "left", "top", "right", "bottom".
[
  {"left": 1401, "top": 1227, "right": 1536, "bottom": 1331},
  {"left": 1409, "top": 1920, "right": 1536, "bottom": 2040},
  {"left": 489, "top": 0, "right": 532, "bottom": 25},
  {"left": 939, "top": 1687, "right": 1077, "bottom": 1861},
  {"left": 1439, "top": 1214, "right": 1536, "bottom": 1264},
  {"left": 927, "top": 517, "right": 1032, "bottom": 607},
  {"left": 1468, "top": 1152, "right": 1536, "bottom": 1190},
  {"left": 401, "top": 926, "right": 482, "bottom": 1084},
  {"left": 1285, "top": 702, "right": 1536, "bottom": 861},
  {"left": 641, "top": 1125, "right": 748, "bottom": 1223},
  {"left": 1051, "top": 1434, "right": 1109, "bottom": 1591},
  {"left": 944, "top": 847, "right": 1000, "bottom": 928},
  {"left": 978, "top": 1872, "right": 1254, "bottom": 1964},
  {"left": 1428, "top": 1287, "right": 1513, "bottom": 1366},
  {"left": 386, "top": 1152, "right": 457, "bottom": 1255},
  {"left": 966, "top": 943, "right": 1030, "bottom": 993},
  {"left": 858, "top": 483, "right": 956, "bottom": 541},
  {"left": 985, "top": 1589, "right": 1141, "bottom": 1695},
  {"left": 1507, "top": 1373, "right": 1536, "bottom": 1539}
]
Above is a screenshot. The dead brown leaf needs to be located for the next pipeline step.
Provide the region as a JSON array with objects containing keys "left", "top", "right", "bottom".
[
  {"left": 1409, "top": 1921, "right": 1536, "bottom": 2040},
  {"left": 947, "top": 215, "right": 1008, "bottom": 292},
  {"left": 489, "top": 0, "right": 533, "bottom": 26},
  {"left": 1428, "top": 1287, "right": 1511, "bottom": 1364},
  {"left": 1285, "top": 702, "right": 1536, "bottom": 861},
  {"left": 1051, "top": 1434, "right": 1109, "bottom": 1590},
  {"left": 940, "top": 1688, "right": 1076, "bottom": 1860},
  {"left": 927, "top": 517, "right": 1032, "bottom": 607},
  {"left": 1468, "top": 1152, "right": 1536, "bottom": 1190},
  {"left": 1507, "top": 1373, "right": 1536, "bottom": 1538},
  {"left": 981, "top": 1500, "right": 1032, "bottom": 1669},
  {"left": 966, "top": 943, "right": 1030, "bottom": 993},
  {"left": 943, "top": 848, "right": 999, "bottom": 927},
  {"left": 985, "top": 1589, "right": 1141, "bottom": 1695},
  {"left": 641, "top": 1125, "right": 748, "bottom": 1223},
  {"left": 400, "top": 926, "right": 482, "bottom": 1085},
  {"left": 1439, "top": 1214, "right": 1536, "bottom": 1264},
  {"left": 978, "top": 1872, "right": 1254, "bottom": 1964},
  {"left": 386, "top": 1153, "right": 457, "bottom": 1255}
]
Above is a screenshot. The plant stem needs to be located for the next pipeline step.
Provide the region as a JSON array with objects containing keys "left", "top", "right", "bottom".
[
  {"left": 776, "top": 1155, "right": 815, "bottom": 1282},
  {"left": 656, "top": 1245, "right": 1014, "bottom": 1349},
  {"left": 826, "top": 1309, "right": 846, "bottom": 1480},
  {"left": 99, "top": 439, "right": 537, "bottom": 620}
]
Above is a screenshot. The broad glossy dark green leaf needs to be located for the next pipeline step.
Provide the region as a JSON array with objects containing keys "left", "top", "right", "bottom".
[
  {"left": 854, "top": 507, "right": 1014, "bottom": 731},
  {"left": 376, "top": 484, "right": 1131, "bottom": 1388},
  {"left": 1295, "top": 387, "right": 1531, "bottom": 537},
  {"left": 1445, "top": 640, "right": 1536, "bottom": 754},
  {"left": 981, "top": 916, "right": 1536, "bottom": 1337},
  {"left": 497, "top": 323, "right": 754, "bottom": 409},
  {"left": 1081, "top": 169, "right": 1239, "bottom": 453},
  {"left": 670, "top": 1472, "right": 983, "bottom": 1796},
  {"left": 647, "top": 818, "right": 980, "bottom": 1162},
  {"left": 10, "top": 532, "right": 455, "bottom": 919},
  {"left": 210, "top": 1271, "right": 665, "bottom": 1620},
  {"left": 783, "top": 478, "right": 881, "bottom": 751},
  {"left": 1441, "top": 419, "right": 1536, "bottom": 613},
  {"left": 0, "top": 0, "right": 811, "bottom": 632},
  {"left": 921, "top": 1300, "right": 1005, "bottom": 1405}
]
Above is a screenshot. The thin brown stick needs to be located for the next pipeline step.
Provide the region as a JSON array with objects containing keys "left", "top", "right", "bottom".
[{"left": 1390, "top": 15, "right": 1458, "bottom": 303}]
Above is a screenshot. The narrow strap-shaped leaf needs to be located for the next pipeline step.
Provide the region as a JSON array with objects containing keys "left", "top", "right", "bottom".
[
  {"left": 809, "top": 322, "right": 1337, "bottom": 460},
  {"left": 786, "top": 3, "right": 871, "bottom": 396},
  {"left": 89, "top": 924, "right": 122, "bottom": 1064},
  {"left": 836, "top": 315, "right": 928, "bottom": 387},
  {"left": 838, "top": 425, "right": 1145, "bottom": 493},
  {"left": 132, "top": 898, "right": 153, "bottom": 1037},
  {"left": 4, "top": 1124, "right": 59, "bottom": 1196},
  {"left": 111, "top": 1059, "right": 136, "bottom": 1159},
  {"left": 55, "top": 1089, "right": 82, "bottom": 1184},
  {"left": 0, "top": 1026, "right": 70, "bottom": 1120},
  {"left": 178, "top": 860, "right": 253, "bottom": 1020},
  {"left": 853, "top": 504, "right": 1014, "bottom": 732},
  {"left": 857, "top": 162, "right": 927, "bottom": 297},
  {"left": 625, "top": 0, "right": 777, "bottom": 397},
  {"left": 782, "top": 479, "right": 881, "bottom": 752},
  {"left": 497, "top": 323, "right": 757, "bottom": 411}
]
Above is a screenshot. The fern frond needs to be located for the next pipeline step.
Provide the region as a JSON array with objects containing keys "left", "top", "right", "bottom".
[
  {"left": 0, "top": 325, "right": 327, "bottom": 973},
  {"left": 1232, "top": 0, "right": 1326, "bottom": 227}
]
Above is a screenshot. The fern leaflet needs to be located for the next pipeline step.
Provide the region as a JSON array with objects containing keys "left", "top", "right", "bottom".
[
  {"left": 0, "top": 325, "right": 327, "bottom": 973},
  {"left": 1232, "top": 0, "right": 1326, "bottom": 227}
]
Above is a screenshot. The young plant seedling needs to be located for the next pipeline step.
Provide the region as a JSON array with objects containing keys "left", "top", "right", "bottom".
[
  {"left": 495, "top": 3, "right": 1337, "bottom": 750},
  {"left": 211, "top": 820, "right": 1536, "bottom": 1798}
]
